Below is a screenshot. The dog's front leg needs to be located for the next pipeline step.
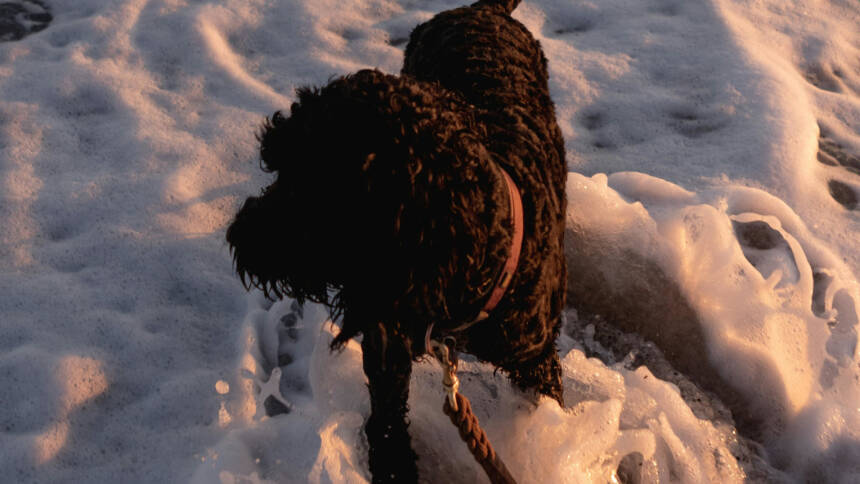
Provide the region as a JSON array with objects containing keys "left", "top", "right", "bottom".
[{"left": 361, "top": 325, "right": 418, "bottom": 483}]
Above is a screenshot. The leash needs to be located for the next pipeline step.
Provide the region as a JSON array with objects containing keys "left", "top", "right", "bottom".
[{"left": 429, "top": 338, "right": 518, "bottom": 484}]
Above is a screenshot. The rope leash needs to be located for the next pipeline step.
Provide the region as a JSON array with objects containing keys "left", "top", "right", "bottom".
[{"left": 430, "top": 338, "right": 518, "bottom": 484}]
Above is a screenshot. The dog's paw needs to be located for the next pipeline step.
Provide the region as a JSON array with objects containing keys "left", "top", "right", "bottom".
[{"left": 0, "top": 0, "right": 52, "bottom": 42}]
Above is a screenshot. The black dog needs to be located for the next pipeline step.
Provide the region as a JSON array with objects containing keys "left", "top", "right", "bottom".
[{"left": 226, "top": 0, "right": 567, "bottom": 481}]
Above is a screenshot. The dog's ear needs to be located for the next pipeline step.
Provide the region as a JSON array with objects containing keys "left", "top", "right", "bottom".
[
  {"left": 258, "top": 85, "right": 324, "bottom": 173},
  {"left": 257, "top": 110, "right": 290, "bottom": 173}
]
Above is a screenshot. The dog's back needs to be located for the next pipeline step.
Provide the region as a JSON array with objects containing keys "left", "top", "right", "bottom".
[
  {"left": 403, "top": 0, "right": 565, "bottom": 173},
  {"left": 404, "top": 1, "right": 543, "bottom": 109}
]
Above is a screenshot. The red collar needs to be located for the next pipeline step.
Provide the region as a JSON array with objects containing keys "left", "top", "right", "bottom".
[
  {"left": 424, "top": 164, "right": 524, "bottom": 349},
  {"left": 479, "top": 164, "right": 524, "bottom": 315}
]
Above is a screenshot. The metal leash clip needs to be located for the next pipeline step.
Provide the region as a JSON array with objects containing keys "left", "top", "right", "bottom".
[{"left": 429, "top": 335, "right": 460, "bottom": 412}]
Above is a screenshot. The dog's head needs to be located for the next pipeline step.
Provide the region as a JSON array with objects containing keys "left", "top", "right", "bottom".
[{"left": 227, "top": 69, "right": 511, "bottom": 348}]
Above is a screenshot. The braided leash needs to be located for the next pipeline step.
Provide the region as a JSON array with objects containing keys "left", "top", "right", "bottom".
[
  {"left": 430, "top": 338, "right": 518, "bottom": 484},
  {"left": 443, "top": 393, "right": 518, "bottom": 484}
]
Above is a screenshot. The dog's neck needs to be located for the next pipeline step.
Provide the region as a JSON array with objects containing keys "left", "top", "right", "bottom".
[
  {"left": 456, "top": 162, "right": 523, "bottom": 329},
  {"left": 422, "top": 161, "right": 523, "bottom": 351}
]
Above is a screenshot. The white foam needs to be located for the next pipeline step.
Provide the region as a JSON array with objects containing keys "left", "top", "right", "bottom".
[{"left": 200, "top": 301, "right": 748, "bottom": 483}]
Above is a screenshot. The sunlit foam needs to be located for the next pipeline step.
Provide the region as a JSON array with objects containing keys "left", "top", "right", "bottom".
[
  {"left": 195, "top": 14, "right": 288, "bottom": 107},
  {"left": 232, "top": 328, "right": 261, "bottom": 424},
  {"left": 216, "top": 380, "right": 230, "bottom": 394},
  {"left": 1, "top": 105, "right": 44, "bottom": 268},
  {"left": 34, "top": 356, "right": 108, "bottom": 464},
  {"left": 308, "top": 415, "right": 367, "bottom": 483},
  {"left": 218, "top": 402, "right": 232, "bottom": 428},
  {"left": 156, "top": 196, "right": 237, "bottom": 236},
  {"left": 33, "top": 422, "right": 70, "bottom": 466}
]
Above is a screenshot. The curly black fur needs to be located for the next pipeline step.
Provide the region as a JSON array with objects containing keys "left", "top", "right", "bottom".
[{"left": 226, "top": 0, "right": 567, "bottom": 481}]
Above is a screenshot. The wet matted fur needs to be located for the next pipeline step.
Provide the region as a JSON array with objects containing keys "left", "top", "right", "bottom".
[{"left": 226, "top": 0, "right": 567, "bottom": 481}]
